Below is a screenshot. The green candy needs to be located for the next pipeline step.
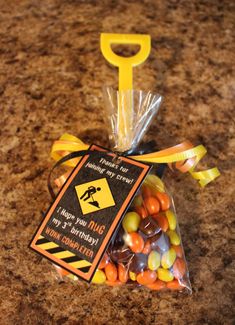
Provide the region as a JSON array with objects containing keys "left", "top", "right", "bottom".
[{"left": 132, "top": 195, "right": 143, "bottom": 207}]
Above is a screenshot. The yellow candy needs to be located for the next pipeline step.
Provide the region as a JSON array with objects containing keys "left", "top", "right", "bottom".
[
  {"left": 144, "top": 174, "right": 165, "bottom": 192},
  {"left": 129, "top": 271, "right": 137, "bottom": 281},
  {"left": 161, "top": 248, "right": 176, "bottom": 269},
  {"left": 148, "top": 251, "right": 161, "bottom": 271},
  {"left": 92, "top": 269, "right": 106, "bottom": 284},
  {"left": 67, "top": 274, "right": 78, "bottom": 281},
  {"left": 167, "top": 230, "right": 181, "bottom": 245},
  {"left": 122, "top": 212, "right": 141, "bottom": 233},
  {"left": 165, "top": 210, "right": 176, "bottom": 230},
  {"left": 157, "top": 268, "right": 174, "bottom": 282}
]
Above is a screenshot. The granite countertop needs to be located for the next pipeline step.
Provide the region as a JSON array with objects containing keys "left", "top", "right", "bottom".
[{"left": 0, "top": 0, "right": 234, "bottom": 324}]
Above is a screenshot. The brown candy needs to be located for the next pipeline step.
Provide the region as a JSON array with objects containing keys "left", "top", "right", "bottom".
[
  {"left": 111, "top": 227, "right": 125, "bottom": 247},
  {"left": 139, "top": 216, "right": 161, "bottom": 238},
  {"left": 109, "top": 247, "right": 133, "bottom": 264},
  {"left": 128, "top": 253, "right": 148, "bottom": 273},
  {"left": 150, "top": 231, "right": 170, "bottom": 253}
]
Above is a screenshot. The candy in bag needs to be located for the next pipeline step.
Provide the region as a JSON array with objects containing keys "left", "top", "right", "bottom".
[
  {"left": 90, "top": 88, "right": 191, "bottom": 292},
  {"left": 52, "top": 88, "right": 191, "bottom": 293}
]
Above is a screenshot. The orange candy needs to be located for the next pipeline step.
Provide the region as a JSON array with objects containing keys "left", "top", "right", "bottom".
[
  {"left": 146, "top": 280, "right": 166, "bottom": 290},
  {"left": 118, "top": 264, "right": 128, "bottom": 283},
  {"left": 142, "top": 240, "right": 151, "bottom": 254},
  {"left": 136, "top": 270, "right": 157, "bottom": 285},
  {"left": 98, "top": 253, "right": 109, "bottom": 269},
  {"left": 166, "top": 279, "right": 184, "bottom": 290},
  {"left": 172, "top": 245, "right": 183, "bottom": 258},
  {"left": 155, "top": 192, "right": 170, "bottom": 211},
  {"left": 144, "top": 196, "right": 160, "bottom": 215},
  {"left": 134, "top": 205, "right": 148, "bottom": 219},
  {"left": 153, "top": 213, "right": 169, "bottom": 232},
  {"left": 173, "top": 258, "right": 186, "bottom": 279},
  {"left": 55, "top": 266, "right": 70, "bottom": 277},
  {"left": 105, "top": 262, "right": 118, "bottom": 282},
  {"left": 106, "top": 280, "right": 123, "bottom": 287},
  {"left": 128, "top": 232, "right": 145, "bottom": 253},
  {"left": 142, "top": 184, "right": 152, "bottom": 198}
]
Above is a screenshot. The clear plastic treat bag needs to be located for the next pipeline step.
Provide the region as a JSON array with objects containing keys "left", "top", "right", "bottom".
[
  {"left": 54, "top": 88, "right": 192, "bottom": 293},
  {"left": 91, "top": 88, "right": 191, "bottom": 291}
]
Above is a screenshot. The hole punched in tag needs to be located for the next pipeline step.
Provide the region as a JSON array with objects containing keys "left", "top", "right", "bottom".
[{"left": 112, "top": 152, "right": 122, "bottom": 165}]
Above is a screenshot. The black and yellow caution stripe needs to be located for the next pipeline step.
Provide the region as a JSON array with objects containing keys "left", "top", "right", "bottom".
[{"left": 36, "top": 235, "right": 91, "bottom": 273}]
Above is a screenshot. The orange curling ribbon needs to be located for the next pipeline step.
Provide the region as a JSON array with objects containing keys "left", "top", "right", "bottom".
[{"left": 51, "top": 133, "right": 220, "bottom": 189}]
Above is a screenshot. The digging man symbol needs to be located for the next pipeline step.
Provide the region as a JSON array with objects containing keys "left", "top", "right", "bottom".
[
  {"left": 76, "top": 178, "right": 115, "bottom": 214},
  {"left": 80, "top": 186, "right": 101, "bottom": 208}
]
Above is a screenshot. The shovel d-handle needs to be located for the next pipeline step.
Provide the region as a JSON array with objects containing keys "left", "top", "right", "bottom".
[
  {"left": 100, "top": 33, "right": 151, "bottom": 91},
  {"left": 100, "top": 33, "right": 151, "bottom": 151}
]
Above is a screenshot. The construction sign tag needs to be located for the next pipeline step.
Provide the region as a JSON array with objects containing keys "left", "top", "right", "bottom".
[
  {"left": 75, "top": 178, "right": 115, "bottom": 214},
  {"left": 30, "top": 144, "right": 150, "bottom": 282}
]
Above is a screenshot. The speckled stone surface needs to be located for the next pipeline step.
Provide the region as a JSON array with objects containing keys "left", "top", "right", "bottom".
[{"left": 0, "top": 1, "right": 234, "bottom": 324}]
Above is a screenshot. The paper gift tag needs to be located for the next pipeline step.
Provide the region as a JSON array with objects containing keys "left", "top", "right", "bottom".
[{"left": 30, "top": 144, "right": 151, "bottom": 282}]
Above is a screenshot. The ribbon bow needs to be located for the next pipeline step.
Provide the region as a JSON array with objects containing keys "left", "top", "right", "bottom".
[{"left": 49, "top": 133, "right": 220, "bottom": 193}]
